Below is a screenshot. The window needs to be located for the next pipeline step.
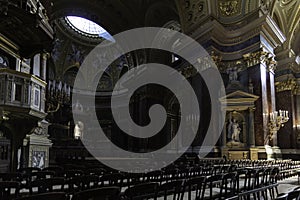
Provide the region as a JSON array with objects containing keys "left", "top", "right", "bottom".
[
  {"left": 33, "top": 88, "right": 40, "bottom": 109},
  {"left": 14, "top": 84, "right": 22, "bottom": 102},
  {"left": 0, "top": 55, "right": 8, "bottom": 68},
  {"left": 65, "top": 16, "right": 114, "bottom": 41}
]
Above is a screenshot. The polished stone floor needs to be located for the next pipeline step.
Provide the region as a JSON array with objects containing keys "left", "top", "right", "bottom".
[{"left": 277, "top": 176, "right": 299, "bottom": 194}]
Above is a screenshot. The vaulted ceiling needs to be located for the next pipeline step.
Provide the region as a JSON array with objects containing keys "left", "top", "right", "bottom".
[{"left": 50, "top": 0, "right": 179, "bottom": 35}]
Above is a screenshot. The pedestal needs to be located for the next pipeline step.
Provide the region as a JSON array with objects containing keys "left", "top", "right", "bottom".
[
  {"left": 265, "top": 145, "right": 274, "bottom": 160},
  {"left": 23, "top": 120, "right": 52, "bottom": 169},
  {"left": 250, "top": 148, "right": 258, "bottom": 160},
  {"left": 272, "top": 146, "right": 282, "bottom": 160},
  {"left": 221, "top": 146, "right": 229, "bottom": 160}
]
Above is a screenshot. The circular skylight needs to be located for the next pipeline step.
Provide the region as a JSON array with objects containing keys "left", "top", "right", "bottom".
[{"left": 65, "top": 16, "right": 114, "bottom": 41}]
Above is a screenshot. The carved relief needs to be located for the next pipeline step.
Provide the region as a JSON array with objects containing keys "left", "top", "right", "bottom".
[
  {"left": 260, "top": 0, "right": 274, "bottom": 13},
  {"left": 275, "top": 79, "right": 297, "bottom": 93},
  {"left": 243, "top": 50, "right": 276, "bottom": 70},
  {"left": 180, "top": 0, "right": 207, "bottom": 31},
  {"left": 218, "top": 0, "right": 241, "bottom": 17}
]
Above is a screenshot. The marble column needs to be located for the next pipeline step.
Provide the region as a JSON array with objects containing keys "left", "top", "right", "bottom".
[
  {"left": 40, "top": 53, "right": 47, "bottom": 80},
  {"left": 249, "top": 107, "right": 255, "bottom": 147}
]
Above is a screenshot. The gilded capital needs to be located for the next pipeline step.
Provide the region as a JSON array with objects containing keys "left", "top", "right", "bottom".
[{"left": 275, "top": 79, "right": 296, "bottom": 93}]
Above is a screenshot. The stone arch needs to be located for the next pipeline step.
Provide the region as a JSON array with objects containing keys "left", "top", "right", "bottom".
[
  {"left": 119, "top": 65, "right": 129, "bottom": 79},
  {"left": 50, "top": 0, "right": 128, "bottom": 35},
  {"left": 63, "top": 66, "right": 85, "bottom": 88},
  {"left": 272, "top": 12, "right": 285, "bottom": 34},
  {"left": 93, "top": 71, "right": 113, "bottom": 91}
]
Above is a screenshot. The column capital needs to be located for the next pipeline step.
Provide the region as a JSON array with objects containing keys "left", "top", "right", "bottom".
[{"left": 249, "top": 107, "right": 256, "bottom": 112}]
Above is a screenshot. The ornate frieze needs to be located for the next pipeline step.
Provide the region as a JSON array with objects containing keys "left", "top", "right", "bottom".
[
  {"left": 243, "top": 50, "right": 277, "bottom": 71},
  {"left": 275, "top": 79, "right": 297, "bottom": 93},
  {"left": 260, "top": 0, "right": 274, "bottom": 14},
  {"left": 181, "top": 64, "right": 197, "bottom": 78},
  {"left": 179, "top": 0, "right": 207, "bottom": 32},
  {"left": 218, "top": 0, "right": 241, "bottom": 17}
]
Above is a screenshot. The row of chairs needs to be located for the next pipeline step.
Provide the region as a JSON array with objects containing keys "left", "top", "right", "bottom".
[
  {"left": 1, "top": 166, "right": 280, "bottom": 200},
  {"left": 0, "top": 164, "right": 238, "bottom": 191},
  {"left": 0, "top": 172, "right": 236, "bottom": 200}
]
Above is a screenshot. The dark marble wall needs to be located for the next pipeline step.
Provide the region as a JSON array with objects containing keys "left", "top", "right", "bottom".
[
  {"left": 276, "top": 90, "right": 295, "bottom": 149},
  {"left": 247, "top": 65, "right": 265, "bottom": 146}
]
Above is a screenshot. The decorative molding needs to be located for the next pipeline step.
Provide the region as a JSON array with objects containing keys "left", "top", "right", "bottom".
[
  {"left": 243, "top": 49, "right": 277, "bottom": 70},
  {"left": 218, "top": 0, "right": 241, "bottom": 17},
  {"left": 275, "top": 79, "right": 296, "bottom": 93},
  {"left": 179, "top": 0, "right": 208, "bottom": 33}
]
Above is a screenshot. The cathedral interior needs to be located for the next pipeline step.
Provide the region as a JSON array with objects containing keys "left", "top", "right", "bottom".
[{"left": 0, "top": 0, "right": 300, "bottom": 199}]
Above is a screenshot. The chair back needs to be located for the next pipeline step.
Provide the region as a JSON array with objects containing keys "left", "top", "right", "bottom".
[
  {"left": 0, "top": 181, "right": 20, "bottom": 200},
  {"left": 159, "top": 180, "right": 184, "bottom": 200},
  {"left": 15, "top": 192, "right": 66, "bottom": 200},
  {"left": 43, "top": 166, "right": 64, "bottom": 177},
  {"left": 185, "top": 176, "right": 206, "bottom": 200},
  {"left": 72, "top": 186, "right": 120, "bottom": 200},
  {"left": 287, "top": 189, "right": 300, "bottom": 200},
  {"left": 0, "top": 173, "right": 22, "bottom": 181},
  {"left": 204, "top": 174, "right": 223, "bottom": 199},
  {"left": 99, "top": 173, "right": 124, "bottom": 187},
  {"left": 124, "top": 182, "right": 158, "bottom": 200},
  {"left": 275, "top": 193, "right": 288, "bottom": 200},
  {"left": 80, "top": 175, "right": 99, "bottom": 190},
  {"left": 220, "top": 172, "right": 237, "bottom": 198}
]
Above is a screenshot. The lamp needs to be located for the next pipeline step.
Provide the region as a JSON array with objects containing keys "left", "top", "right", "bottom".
[
  {"left": 186, "top": 114, "right": 200, "bottom": 134},
  {"left": 266, "top": 110, "right": 289, "bottom": 144},
  {"left": 0, "top": 111, "right": 9, "bottom": 121}
]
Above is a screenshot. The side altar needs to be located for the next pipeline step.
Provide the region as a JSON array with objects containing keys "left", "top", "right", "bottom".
[{"left": 220, "top": 88, "right": 259, "bottom": 160}]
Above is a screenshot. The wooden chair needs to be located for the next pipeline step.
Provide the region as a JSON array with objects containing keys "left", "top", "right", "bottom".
[
  {"left": 43, "top": 166, "right": 64, "bottom": 177},
  {"left": 158, "top": 179, "right": 184, "bottom": 200},
  {"left": 34, "top": 171, "right": 55, "bottom": 180},
  {"left": 287, "top": 189, "right": 300, "bottom": 200},
  {"left": 184, "top": 176, "right": 206, "bottom": 200},
  {"left": 99, "top": 173, "right": 124, "bottom": 188},
  {"left": 0, "top": 172, "right": 22, "bottom": 181},
  {"left": 143, "top": 170, "right": 162, "bottom": 184},
  {"left": 80, "top": 175, "right": 99, "bottom": 190},
  {"left": 71, "top": 186, "right": 120, "bottom": 200},
  {"left": 124, "top": 182, "right": 158, "bottom": 200},
  {"left": 124, "top": 173, "right": 142, "bottom": 188},
  {"left": 220, "top": 173, "right": 237, "bottom": 198},
  {"left": 0, "top": 181, "right": 20, "bottom": 200},
  {"left": 203, "top": 174, "right": 223, "bottom": 199},
  {"left": 19, "top": 167, "right": 42, "bottom": 190},
  {"left": 85, "top": 168, "right": 106, "bottom": 176},
  {"left": 64, "top": 170, "right": 83, "bottom": 194},
  {"left": 15, "top": 192, "right": 67, "bottom": 200},
  {"left": 162, "top": 168, "right": 179, "bottom": 183},
  {"left": 30, "top": 177, "right": 65, "bottom": 194},
  {"left": 274, "top": 193, "right": 288, "bottom": 200}
]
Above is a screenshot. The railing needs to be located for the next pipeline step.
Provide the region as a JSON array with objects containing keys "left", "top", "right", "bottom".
[
  {"left": 0, "top": 0, "right": 52, "bottom": 30},
  {"left": 0, "top": 68, "right": 46, "bottom": 118}
]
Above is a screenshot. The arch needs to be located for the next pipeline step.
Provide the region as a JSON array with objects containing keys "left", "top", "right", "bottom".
[
  {"left": 272, "top": 12, "right": 284, "bottom": 34},
  {"left": 290, "top": 25, "right": 300, "bottom": 55},
  {"left": 93, "top": 71, "right": 113, "bottom": 91},
  {"left": 119, "top": 65, "right": 129, "bottom": 79},
  {"left": 0, "top": 126, "right": 12, "bottom": 140},
  {"left": 147, "top": 20, "right": 181, "bottom": 64},
  {"left": 63, "top": 66, "right": 85, "bottom": 88},
  {"left": 51, "top": 0, "right": 131, "bottom": 35}
]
